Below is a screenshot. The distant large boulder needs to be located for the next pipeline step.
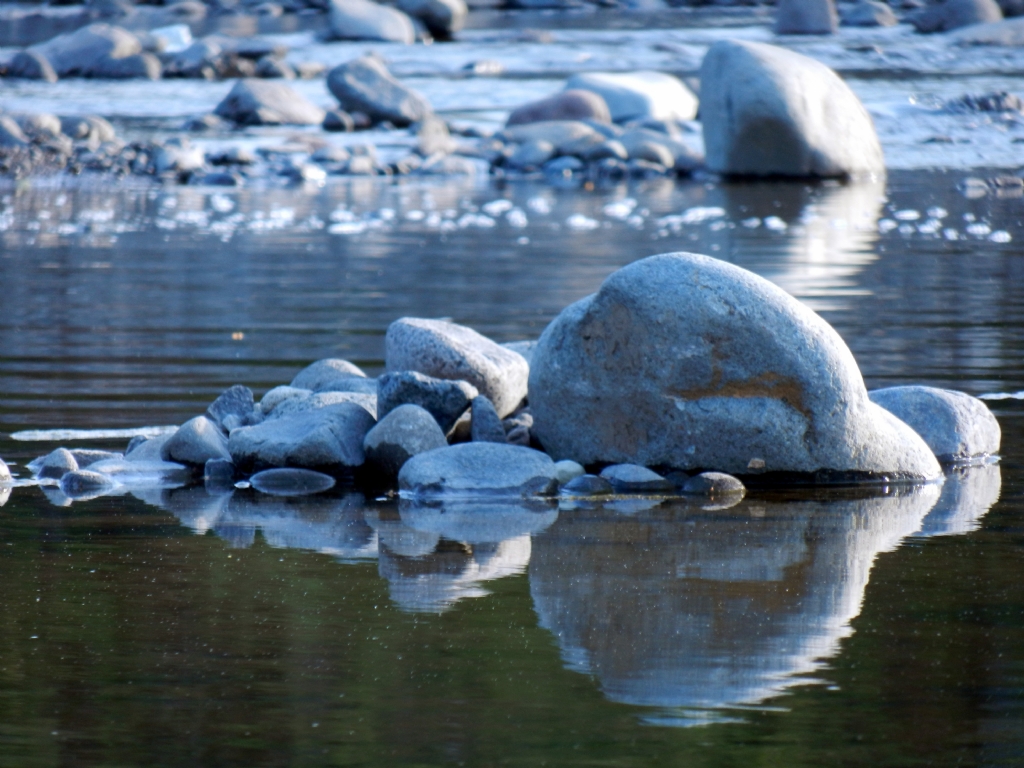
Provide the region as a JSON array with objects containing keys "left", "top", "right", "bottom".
[
  {"left": 565, "top": 71, "right": 698, "bottom": 124},
  {"left": 326, "top": 0, "right": 416, "bottom": 43},
  {"left": 25, "top": 23, "right": 149, "bottom": 78},
  {"left": 910, "top": 0, "right": 1003, "bottom": 33},
  {"left": 699, "top": 40, "right": 883, "bottom": 178},
  {"left": 775, "top": 0, "right": 839, "bottom": 34},
  {"left": 327, "top": 54, "right": 432, "bottom": 126},
  {"left": 395, "top": 0, "right": 467, "bottom": 39},
  {"left": 214, "top": 79, "right": 327, "bottom": 125},
  {"left": 528, "top": 252, "right": 942, "bottom": 481}
]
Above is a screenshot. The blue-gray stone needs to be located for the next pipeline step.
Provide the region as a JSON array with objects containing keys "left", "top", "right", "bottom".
[
  {"left": 250, "top": 467, "right": 337, "bottom": 496},
  {"left": 363, "top": 403, "right": 449, "bottom": 478},
  {"left": 377, "top": 370, "right": 477, "bottom": 433},
  {"left": 290, "top": 358, "right": 367, "bottom": 392},
  {"left": 682, "top": 472, "right": 746, "bottom": 497},
  {"left": 162, "top": 415, "right": 231, "bottom": 466},
  {"left": 599, "top": 464, "right": 674, "bottom": 493},
  {"left": 471, "top": 395, "right": 507, "bottom": 444},
  {"left": 399, "top": 443, "right": 557, "bottom": 497},
  {"left": 562, "top": 474, "right": 614, "bottom": 496}
]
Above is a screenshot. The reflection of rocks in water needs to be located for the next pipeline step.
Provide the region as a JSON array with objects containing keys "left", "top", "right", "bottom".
[
  {"left": 529, "top": 485, "right": 941, "bottom": 712},
  {"left": 914, "top": 463, "right": 1001, "bottom": 538},
  {"left": 716, "top": 178, "right": 884, "bottom": 313},
  {"left": 151, "top": 486, "right": 377, "bottom": 558},
  {"left": 374, "top": 499, "right": 558, "bottom": 613}
]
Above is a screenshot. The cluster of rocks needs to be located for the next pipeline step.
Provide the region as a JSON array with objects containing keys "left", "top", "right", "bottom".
[
  {"left": 771, "top": 0, "right": 1015, "bottom": 33},
  {"left": 0, "top": 22, "right": 328, "bottom": 83},
  {"left": 2, "top": 252, "right": 1001, "bottom": 507}
]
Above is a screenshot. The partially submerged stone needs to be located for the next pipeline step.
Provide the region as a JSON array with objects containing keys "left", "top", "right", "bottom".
[
  {"left": 60, "top": 469, "right": 117, "bottom": 498},
  {"left": 228, "top": 401, "right": 375, "bottom": 473},
  {"left": 0, "top": 457, "right": 13, "bottom": 485},
  {"left": 699, "top": 40, "right": 884, "bottom": 178},
  {"left": 377, "top": 371, "right": 477, "bottom": 433},
  {"left": 214, "top": 79, "right": 327, "bottom": 126},
  {"left": 682, "top": 472, "right": 746, "bottom": 498},
  {"left": 775, "top": 0, "right": 839, "bottom": 34},
  {"left": 363, "top": 403, "right": 448, "bottom": 479},
  {"left": 554, "top": 459, "right": 585, "bottom": 485},
  {"left": 327, "top": 54, "right": 432, "bottom": 126},
  {"left": 250, "top": 467, "right": 337, "bottom": 496},
  {"left": 126, "top": 433, "right": 173, "bottom": 462},
  {"left": 565, "top": 71, "right": 699, "bottom": 124},
  {"left": 34, "top": 448, "right": 79, "bottom": 480},
  {"left": 561, "top": 474, "right": 614, "bottom": 496},
  {"left": 528, "top": 253, "right": 942, "bottom": 481},
  {"left": 869, "top": 386, "right": 1001, "bottom": 463},
  {"left": 69, "top": 449, "right": 122, "bottom": 468},
  {"left": 385, "top": 317, "right": 529, "bottom": 418},
  {"left": 162, "top": 415, "right": 231, "bottom": 466},
  {"left": 599, "top": 464, "right": 674, "bottom": 493},
  {"left": 399, "top": 443, "right": 558, "bottom": 497}
]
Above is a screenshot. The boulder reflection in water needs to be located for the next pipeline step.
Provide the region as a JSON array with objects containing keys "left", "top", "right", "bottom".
[{"left": 529, "top": 467, "right": 998, "bottom": 714}]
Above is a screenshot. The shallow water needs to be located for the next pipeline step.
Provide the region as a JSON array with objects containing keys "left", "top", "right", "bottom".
[{"left": 1, "top": 168, "right": 1023, "bottom": 765}]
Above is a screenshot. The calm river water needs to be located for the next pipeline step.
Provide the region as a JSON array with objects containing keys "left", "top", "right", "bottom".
[{"left": 0, "top": 169, "right": 1023, "bottom": 766}]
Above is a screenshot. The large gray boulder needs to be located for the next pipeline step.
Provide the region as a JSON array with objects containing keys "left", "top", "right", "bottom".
[
  {"left": 910, "top": 0, "right": 1003, "bottom": 32},
  {"left": 27, "top": 23, "right": 142, "bottom": 78},
  {"left": 398, "top": 443, "right": 558, "bottom": 496},
  {"left": 377, "top": 370, "right": 478, "bottom": 433},
  {"left": 326, "top": 55, "right": 432, "bottom": 127},
  {"left": 228, "top": 401, "right": 375, "bottom": 472},
  {"left": 699, "top": 40, "right": 884, "bottom": 178},
  {"left": 528, "top": 253, "right": 942, "bottom": 481},
  {"left": 869, "top": 386, "right": 1001, "bottom": 463},
  {"left": 395, "top": 0, "right": 467, "bottom": 39},
  {"left": 386, "top": 317, "right": 529, "bottom": 418},
  {"left": 507, "top": 90, "right": 611, "bottom": 127},
  {"left": 564, "top": 71, "right": 698, "bottom": 124},
  {"left": 363, "top": 403, "right": 448, "bottom": 478},
  {"left": 214, "top": 79, "right": 326, "bottom": 126},
  {"left": 326, "top": 0, "right": 416, "bottom": 43},
  {"left": 775, "top": 0, "right": 839, "bottom": 34},
  {"left": 162, "top": 415, "right": 232, "bottom": 466}
]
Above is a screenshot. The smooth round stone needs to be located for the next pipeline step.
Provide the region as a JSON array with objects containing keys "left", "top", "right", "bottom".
[
  {"left": 682, "top": 472, "right": 746, "bottom": 498},
  {"left": 60, "top": 470, "right": 117, "bottom": 498},
  {"left": 290, "top": 358, "right": 366, "bottom": 391},
  {"left": 35, "top": 448, "right": 79, "bottom": 480},
  {"left": 554, "top": 459, "right": 585, "bottom": 485},
  {"left": 599, "top": 464, "right": 674, "bottom": 493},
  {"left": 69, "top": 449, "right": 122, "bottom": 468},
  {"left": 0, "top": 457, "right": 12, "bottom": 484},
  {"left": 562, "top": 474, "right": 614, "bottom": 496},
  {"left": 249, "top": 468, "right": 337, "bottom": 496}
]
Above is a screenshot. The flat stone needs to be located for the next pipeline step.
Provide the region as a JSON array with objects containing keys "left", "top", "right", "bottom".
[
  {"left": 562, "top": 474, "right": 614, "bottom": 496},
  {"left": 471, "top": 395, "right": 507, "bottom": 443},
  {"left": 507, "top": 89, "right": 611, "bottom": 127},
  {"left": 554, "top": 459, "right": 585, "bottom": 485},
  {"left": 699, "top": 40, "right": 883, "bottom": 177},
  {"left": 377, "top": 370, "right": 477, "bottom": 433},
  {"left": 207, "top": 384, "right": 256, "bottom": 431},
  {"left": 682, "top": 472, "right": 746, "bottom": 497},
  {"left": 326, "top": 0, "right": 416, "bottom": 43},
  {"left": 250, "top": 467, "right": 337, "bottom": 496},
  {"left": 869, "top": 386, "right": 1001, "bottom": 462},
  {"left": 161, "top": 415, "right": 231, "bottom": 466},
  {"left": 528, "top": 253, "right": 941, "bottom": 481},
  {"left": 228, "top": 401, "right": 375, "bottom": 472},
  {"left": 290, "top": 358, "right": 367, "bottom": 391},
  {"left": 266, "top": 391, "right": 377, "bottom": 421},
  {"left": 69, "top": 449, "right": 122, "bottom": 468},
  {"left": 565, "top": 71, "right": 698, "bottom": 124},
  {"left": 385, "top": 317, "right": 528, "bottom": 418},
  {"left": 327, "top": 54, "right": 432, "bottom": 126},
  {"left": 775, "top": 0, "right": 839, "bottom": 34},
  {"left": 398, "top": 442, "right": 558, "bottom": 497},
  {"left": 363, "top": 403, "right": 449, "bottom": 478},
  {"left": 125, "top": 433, "right": 173, "bottom": 462},
  {"left": 33, "top": 448, "right": 79, "bottom": 480},
  {"left": 599, "top": 464, "right": 674, "bottom": 493},
  {"left": 60, "top": 470, "right": 117, "bottom": 498},
  {"left": 214, "top": 78, "right": 326, "bottom": 126}
]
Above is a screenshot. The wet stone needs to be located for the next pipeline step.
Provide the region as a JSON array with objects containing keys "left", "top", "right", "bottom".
[
  {"left": 0, "top": 458, "right": 11, "bottom": 485},
  {"left": 399, "top": 442, "right": 558, "bottom": 497},
  {"left": 562, "top": 474, "right": 614, "bottom": 496},
  {"left": 60, "top": 470, "right": 117, "bottom": 498},
  {"left": 204, "top": 458, "right": 236, "bottom": 489},
  {"left": 162, "top": 415, "right": 231, "bottom": 466},
  {"left": 599, "top": 464, "right": 675, "bottom": 493},
  {"left": 250, "top": 467, "right": 337, "bottom": 496},
  {"left": 69, "top": 449, "right": 122, "bottom": 468},
  {"left": 34, "top": 448, "right": 79, "bottom": 480},
  {"left": 554, "top": 459, "right": 585, "bottom": 485},
  {"left": 682, "top": 472, "right": 746, "bottom": 498},
  {"left": 126, "top": 433, "right": 173, "bottom": 462},
  {"left": 471, "top": 395, "right": 507, "bottom": 444}
]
